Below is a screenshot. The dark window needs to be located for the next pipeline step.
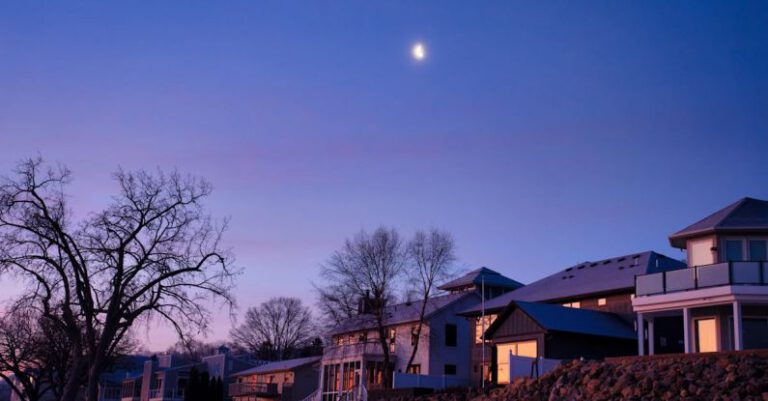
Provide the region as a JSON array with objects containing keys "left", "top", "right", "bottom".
[
  {"left": 725, "top": 240, "right": 744, "bottom": 261},
  {"left": 444, "top": 364, "right": 456, "bottom": 375},
  {"left": 749, "top": 240, "right": 767, "bottom": 261},
  {"left": 445, "top": 324, "right": 457, "bottom": 347}
]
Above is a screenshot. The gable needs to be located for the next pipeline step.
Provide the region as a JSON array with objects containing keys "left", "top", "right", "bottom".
[{"left": 487, "top": 308, "right": 543, "bottom": 339}]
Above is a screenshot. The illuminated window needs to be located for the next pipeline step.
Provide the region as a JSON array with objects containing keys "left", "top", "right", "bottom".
[
  {"left": 475, "top": 315, "right": 497, "bottom": 343},
  {"left": 496, "top": 340, "right": 538, "bottom": 384},
  {"left": 598, "top": 298, "right": 607, "bottom": 306},
  {"left": 695, "top": 318, "right": 717, "bottom": 353},
  {"left": 562, "top": 301, "right": 581, "bottom": 309}
]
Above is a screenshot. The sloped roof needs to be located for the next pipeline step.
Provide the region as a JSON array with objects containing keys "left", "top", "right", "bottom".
[
  {"left": 437, "top": 267, "right": 524, "bottom": 291},
  {"left": 233, "top": 356, "right": 320, "bottom": 376},
  {"left": 461, "top": 251, "right": 685, "bottom": 315},
  {"left": 486, "top": 301, "right": 636, "bottom": 340},
  {"left": 669, "top": 197, "right": 768, "bottom": 248},
  {"left": 328, "top": 291, "right": 478, "bottom": 336}
]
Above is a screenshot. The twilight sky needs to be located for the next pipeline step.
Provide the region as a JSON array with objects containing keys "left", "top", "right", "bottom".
[{"left": 1, "top": 2, "right": 767, "bottom": 351}]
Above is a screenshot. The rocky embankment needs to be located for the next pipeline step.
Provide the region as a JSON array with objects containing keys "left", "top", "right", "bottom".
[{"left": 382, "top": 351, "right": 768, "bottom": 401}]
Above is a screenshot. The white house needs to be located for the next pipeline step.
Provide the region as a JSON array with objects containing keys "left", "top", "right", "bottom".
[{"left": 633, "top": 197, "right": 768, "bottom": 355}]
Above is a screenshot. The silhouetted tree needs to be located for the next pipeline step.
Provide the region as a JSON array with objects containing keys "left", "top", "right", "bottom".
[
  {"left": 230, "top": 297, "right": 315, "bottom": 360},
  {"left": 317, "top": 227, "right": 406, "bottom": 386},
  {"left": 0, "top": 158, "right": 238, "bottom": 401},
  {"left": 404, "top": 229, "right": 456, "bottom": 372}
]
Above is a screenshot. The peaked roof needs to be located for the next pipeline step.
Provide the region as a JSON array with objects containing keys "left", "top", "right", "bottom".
[
  {"left": 486, "top": 301, "right": 636, "bottom": 340},
  {"left": 461, "top": 251, "right": 685, "bottom": 315},
  {"left": 233, "top": 356, "right": 320, "bottom": 376},
  {"left": 438, "top": 267, "right": 525, "bottom": 291},
  {"left": 328, "top": 291, "right": 478, "bottom": 336},
  {"left": 669, "top": 197, "right": 768, "bottom": 248}
]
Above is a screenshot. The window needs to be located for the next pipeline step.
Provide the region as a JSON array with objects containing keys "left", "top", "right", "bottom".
[
  {"left": 406, "top": 364, "right": 421, "bottom": 374},
  {"left": 475, "top": 315, "right": 497, "bottom": 344},
  {"left": 388, "top": 328, "right": 396, "bottom": 341},
  {"left": 695, "top": 318, "right": 718, "bottom": 353},
  {"left": 725, "top": 240, "right": 744, "bottom": 261},
  {"left": 742, "top": 317, "right": 768, "bottom": 349},
  {"left": 749, "top": 240, "right": 767, "bottom": 261},
  {"left": 496, "top": 340, "right": 538, "bottom": 384},
  {"left": 445, "top": 324, "right": 457, "bottom": 347},
  {"left": 597, "top": 298, "right": 607, "bottom": 306},
  {"left": 444, "top": 364, "right": 457, "bottom": 375},
  {"left": 562, "top": 301, "right": 581, "bottom": 308}
]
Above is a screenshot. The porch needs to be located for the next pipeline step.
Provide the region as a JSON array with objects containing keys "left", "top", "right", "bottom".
[{"left": 634, "top": 262, "right": 768, "bottom": 355}]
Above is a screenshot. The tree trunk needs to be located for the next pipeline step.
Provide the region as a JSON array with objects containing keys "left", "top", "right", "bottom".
[
  {"left": 405, "top": 296, "right": 430, "bottom": 372},
  {"left": 59, "top": 354, "right": 86, "bottom": 401}
]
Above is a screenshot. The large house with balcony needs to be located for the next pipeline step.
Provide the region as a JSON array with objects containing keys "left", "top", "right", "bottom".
[
  {"left": 121, "top": 347, "right": 257, "bottom": 401},
  {"left": 318, "top": 268, "right": 522, "bottom": 401},
  {"left": 633, "top": 197, "right": 768, "bottom": 355},
  {"left": 461, "top": 251, "right": 686, "bottom": 384},
  {"left": 229, "top": 356, "right": 320, "bottom": 401}
]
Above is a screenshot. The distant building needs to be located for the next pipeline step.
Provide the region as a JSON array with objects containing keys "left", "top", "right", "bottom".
[
  {"left": 229, "top": 356, "right": 320, "bottom": 401},
  {"left": 461, "top": 251, "right": 686, "bottom": 384},
  {"left": 121, "top": 346, "right": 257, "bottom": 401},
  {"left": 634, "top": 197, "right": 768, "bottom": 355},
  {"left": 318, "top": 268, "right": 522, "bottom": 400}
]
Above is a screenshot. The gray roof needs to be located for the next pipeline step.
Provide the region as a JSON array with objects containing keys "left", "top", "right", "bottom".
[
  {"left": 438, "top": 267, "right": 525, "bottom": 291},
  {"left": 487, "top": 301, "right": 636, "bottom": 340},
  {"left": 328, "top": 292, "right": 478, "bottom": 336},
  {"left": 461, "top": 251, "right": 685, "bottom": 315},
  {"left": 233, "top": 356, "right": 320, "bottom": 376},
  {"left": 669, "top": 197, "right": 768, "bottom": 248}
]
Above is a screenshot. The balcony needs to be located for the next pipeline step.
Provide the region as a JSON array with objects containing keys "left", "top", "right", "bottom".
[
  {"left": 322, "top": 341, "right": 389, "bottom": 361},
  {"left": 228, "top": 382, "right": 279, "bottom": 397},
  {"left": 148, "top": 388, "right": 185, "bottom": 401},
  {"left": 636, "top": 262, "right": 768, "bottom": 297}
]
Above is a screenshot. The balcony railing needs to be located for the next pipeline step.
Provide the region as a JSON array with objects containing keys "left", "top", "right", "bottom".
[
  {"left": 322, "top": 341, "right": 387, "bottom": 361},
  {"left": 148, "top": 388, "right": 185, "bottom": 400},
  {"left": 228, "top": 382, "right": 279, "bottom": 397},
  {"left": 635, "top": 261, "right": 768, "bottom": 297}
]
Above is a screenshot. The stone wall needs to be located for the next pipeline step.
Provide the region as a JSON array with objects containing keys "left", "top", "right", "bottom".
[{"left": 375, "top": 350, "right": 768, "bottom": 401}]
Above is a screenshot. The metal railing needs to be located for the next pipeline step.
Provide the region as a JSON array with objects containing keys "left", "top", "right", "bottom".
[
  {"left": 148, "top": 388, "right": 185, "bottom": 400},
  {"left": 635, "top": 261, "right": 768, "bottom": 296},
  {"left": 228, "top": 382, "right": 279, "bottom": 397}
]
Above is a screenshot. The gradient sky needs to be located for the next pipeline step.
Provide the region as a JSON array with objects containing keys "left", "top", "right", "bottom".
[{"left": 1, "top": 2, "right": 767, "bottom": 351}]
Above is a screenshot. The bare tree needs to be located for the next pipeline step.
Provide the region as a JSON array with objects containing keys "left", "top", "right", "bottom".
[
  {"left": 404, "top": 229, "right": 456, "bottom": 372},
  {"left": 314, "top": 282, "right": 358, "bottom": 329},
  {"left": 230, "top": 297, "right": 314, "bottom": 360},
  {"left": 0, "top": 157, "right": 238, "bottom": 401},
  {"left": 319, "top": 227, "right": 405, "bottom": 386},
  {"left": 0, "top": 300, "right": 52, "bottom": 401}
]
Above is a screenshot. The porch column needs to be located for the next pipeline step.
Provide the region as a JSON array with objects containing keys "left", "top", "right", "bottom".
[
  {"left": 647, "top": 317, "right": 655, "bottom": 356},
  {"left": 637, "top": 313, "right": 645, "bottom": 356},
  {"left": 733, "top": 301, "right": 743, "bottom": 351},
  {"left": 683, "top": 307, "right": 692, "bottom": 353}
]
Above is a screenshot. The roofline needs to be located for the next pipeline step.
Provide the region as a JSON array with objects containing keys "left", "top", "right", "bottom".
[
  {"left": 329, "top": 292, "right": 478, "bottom": 336},
  {"left": 669, "top": 227, "right": 768, "bottom": 248},
  {"left": 233, "top": 358, "right": 319, "bottom": 376}
]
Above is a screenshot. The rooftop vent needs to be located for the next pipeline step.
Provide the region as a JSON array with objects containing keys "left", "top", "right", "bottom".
[
  {"left": 590, "top": 263, "right": 598, "bottom": 267},
  {"left": 565, "top": 267, "right": 573, "bottom": 272},
  {"left": 577, "top": 265, "right": 585, "bottom": 270},
  {"left": 603, "top": 260, "right": 611, "bottom": 265},
  {"left": 617, "top": 257, "right": 626, "bottom": 262}
]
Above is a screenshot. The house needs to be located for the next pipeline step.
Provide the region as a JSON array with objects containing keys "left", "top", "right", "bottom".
[
  {"left": 460, "top": 251, "right": 686, "bottom": 384},
  {"left": 633, "top": 197, "right": 768, "bottom": 355},
  {"left": 121, "top": 347, "right": 257, "bottom": 401},
  {"left": 7, "top": 355, "right": 146, "bottom": 401},
  {"left": 318, "top": 268, "right": 521, "bottom": 401},
  {"left": 229, "top": 356, "right": 320, "bottom": 401}
]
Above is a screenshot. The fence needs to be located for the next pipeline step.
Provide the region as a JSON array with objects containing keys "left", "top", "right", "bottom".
[
  {"left": 392, "top": 373, "right": 469, "bottom": 390},
  {"left": 507, "top": 355, "right": 561, "bottom": 381}
]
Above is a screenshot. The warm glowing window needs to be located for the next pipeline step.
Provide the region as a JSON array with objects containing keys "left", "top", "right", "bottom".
[
  {"left": 598, "top": 298, "right": 607, "bottom": 306},
  {"left": 695, "top": 318, "right": 717, "bottom": 353},
  {"left": 475, "top": 315, "right": 497, "bottom": 343},
  {"left": 562, "top": 301, "right": 581, "bottom": 308},
  {"left": 496, "top": 340, "right": 538, "bottom": 384}
]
